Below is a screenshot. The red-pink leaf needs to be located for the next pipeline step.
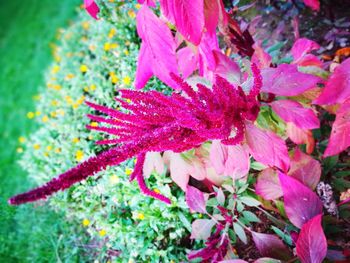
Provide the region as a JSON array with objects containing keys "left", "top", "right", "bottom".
[
  {"left": 186, "top": 185, "right": 207, "bottom": 213},
  {"left": 213, "top": 50, "right": 241, "bottom": 85},
  {"left": 270, "top": 100, "right": 319, "bottom": 129},
  {"left": 84, "top": 0, "right": 100, "bottom": 19},
  {"left": 219, "top": 260, "right": 248, "bottom": 263},
  {"left": 164, "top": 151, "right": 190, "bottom": 191},
  {"left": 286, "top": 123, "right": 315, "bottom": 154},
  {"left": 289, "top": 148, "right": 321, "bottom": 189},
  {"left": 204, "top": 0, "right": 219, "bottom": 35},
  {"left": 291, "top": 38, "right": 320, "bottom": 66},
  {"left": 261, "top": 64, "right": 320, "bottom": 96},
  {"left": 137, "top": 0, "right": 156, "bottom": 7},
  {"left": 135, "top": 43, "right": 153, "bottom": 89},
  {"left": 252, "top": 232, "right": 292, "bottom": 260},
  {"left": 278, "top": 172, "right": 323, "bottom": 228},
  {"left": 314, "top": 58, "right": 350, "bottom": 105},
  {"left": 245, "top": 123, "right": 290, "bottom": 172},
  {"left": 190, "top": 219, "right": 215, "bottom": 240},
  {"left": 303, "top": 0, "right": 320, "bottom": 11},
  {"left": 177, "top": 47, "right": 198, "bottom": 79},
  {"left": 324, "top": 99, "right": 350, "bottom": 157},
  {"left": 296, "top": 214, "right": 327, "bottom": 263},
  {"left": 255, "top": 168, "right": 283, "bottom": 200},
  {"left": 136, "top": 6, "right": 179, "bottom": 89},
  {"left": 161, "top": 0, "right": 204, "bottom": 45},
  {"left": 252, "top": 42, "right": 272, "bottom": 69}
]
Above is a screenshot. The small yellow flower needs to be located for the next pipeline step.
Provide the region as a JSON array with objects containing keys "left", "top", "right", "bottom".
[
  {"left": 65, "top": 96, "right": 73, "bottom": 105},
  {"left": 42, "top": 115, "right": 49, "bottom": 122},
  {"left": 65, "top": 73, "right": 75, "bottom": 80},
  {"left": 53, "top": 84, "right": 61, "bottom": 91},
  {"left": 111, "top": 76, "right": 119, "bottom": 84},
  {"left": 111, "top": 43, "right": 118, "bottom": 49},
  {"left": 125, "top": 168, "right": 133, "bottom": 176},
  {"left": 16, "top": 147, "right": 24, "bottom": 153},
  {"left": 128, "top": 10, "right": 136, "bottom": 18},
  {"left": 35, "top": 111, "right": 41, "bottom": 116},
  {"left": 82, "top": 219, "right": 90, "bottom": 227},
  {"left": 99, "top": 229, "right": 107, "bottom": 237},
  {"left": 110, "top": 175, "right": 119, "bottom": 184},
  {"left": 108, "top": 28, "right": 116, "bottom": 39},
  {"left": 154, "top": 188, "right": 160, "bottom": 194},
  {"left": 90, "top": 84, "right": 96, "bottom": 91},
  {"left": 33, "top": 144, "right": 41, "bottom": 150},
  {"left": 18, "top": 137, "right": 26, "bottom": 143},
  {"left": 44, "top": 152, "right": 49, "bottom": 157},
  {"left": 46, "top": 145, "right": 52, "bottom": 151},
  {"left": 27, "top": 112, "right": 35, "bottom": 119},
  {"left": 137, "top": 213, "right": 145, "bottom": 220},
  {"left": 75, "top": 150, "right": 84, "bottom": 162},
  {"left": 198, "top": 213, "right": 203, "bottom": 218},
  {"left": 83, "top": 86, "right": 89, "bottom": 92},
  {"left": 51, "top": 65, "right": 60, "bottom": 74},
  {"left": 104, "top": 42, "right": 111, "bottom": 51},
  {"left": 51, "top": 100, "right": 59, "bottom": 107},
  {"left": 90, "top": 122, "right": 98, "bottom": 127},
  {"left": 123, "top": 49, "right": 129, "bottom": 56},
  {"left": 55, "top": 148, "right": 61, "bottom": 153},
  {"left": 50, "top": 111, "right": 57, "bottom": 118},
  {"left": 82, "top": 21, "right": 90, "bottom": 30},
  {"left": 88, "top": 135, "right": 94, "bottom": 140},
  {"left": 123, "top": 76, "right": 131, "bottom": 86},
  {"left": 126, "top": 99, "right": 132, "bottom": 104},
  {"left": 135, "top": 3, "right": 141, "bottom": 9},
  {"left": 80, "top": 64, "right": 88, "bottom": 73},
  {"left": 72, "top": 137, "right": 80, "bottom": 143}
]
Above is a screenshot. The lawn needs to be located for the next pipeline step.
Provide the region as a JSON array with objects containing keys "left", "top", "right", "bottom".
[{"left": 0, "top": 0, "right": 83, "bottom": 261}]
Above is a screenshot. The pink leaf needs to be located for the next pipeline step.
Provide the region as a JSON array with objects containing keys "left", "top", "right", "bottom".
[
  {"left": 261, "top": 64, "right": 320, "bottom": 96},
  {"left": 278, "top": 172, "right": 323, "bottom": 228},
  {"left": 199, "top": 32, "right": 220, "bottom": 73},
  {"left": 270, "top": 100, "right": 320, "bottom": 129},
  {"left": 137, "top": 0, "right": 156, "bottom": 7},
  {"left": 255, "top": 168, "right": 283, "bottom": 200},
  {"left": 177, "top": 47, "right": 198, "bottom": 79},
  {"left": 136, "top": 6, "right": 179, "bottom": 89},
  {"left": 291, "top": 38, "right": 320, "bottom": 64},
  {"left": 303, "top": 0, "right": 320, "bottom": 11},
  {"left": 289, "top": 148, "right": 321, "bottom": 189},
  {"left": 161, "top": 0, "right": 204, "bottom": 45},
  {"left": 191, "top": 219, "right": 216, "bottom": 240},
  {"left": 286, "top": 123, "right": 315, "bottom": 154},
  {"left": 135, "top": 43, "right": 153, "bottom": 89},
  {"left": 314, "top": 58, "right": 350, "bottom": 105},
  {"left": 84, "top": 0, "right": 100, "bottom": 19},
  {"left": 204, "top": 0, "right": 219, "bottom": 35},
  {"left": 254, "top": 259, "right": 283, "bottom": 263},
  {"left": 296, "top": 214, "right": 327, "bottom": 263},
  {"left": 245, "top": 123, "right": 290, "bottom": 172},
  {"left": 186, "top": 185, "right": 207, "bottom": 213},
  {"left": 220, "top": 260, "right": 248, "bottom": 263},
  {"left": 143, "top": 152, "right": 165, "bottom": 178},
  {"left": 252, "top": 42, "right": 272, "bottom": 69},
  {"left": 213, "top": 50, "right": 241, "bottom": 84},
  {"left": 252, "top": 232, "right": 292, "bottom": 260},
  {"left": 164, "top": 151, "right": 190, "bottom": 191},
  {"left": 324, "top": 99, "right": 350, "bottom": 157}
]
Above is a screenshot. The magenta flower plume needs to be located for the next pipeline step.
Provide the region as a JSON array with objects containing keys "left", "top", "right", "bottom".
[{"left": 9, "top": 65, "right": 262, "bottom": 206}]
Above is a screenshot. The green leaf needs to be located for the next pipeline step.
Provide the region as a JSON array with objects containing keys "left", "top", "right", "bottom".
[
  {"left": 274, "top": 200, "right": 286, "bottom": 218},
  {"left": 271, "top": 226, "right": 293, "bottom": 246},
  {"left": 178, "top": 212, "right": 192, "bottom": 232},
  {"left": 233, "top": 222, "right": 247, "bottom": 244},
  {"left": 242, "top": 211, "right": 261, "bottom": 223},
  {"left": 236, "top": 200, "right": 245, "bottom": 212},
  {"left": 240, "top": 196, "right": 261, "bottom": 207}
]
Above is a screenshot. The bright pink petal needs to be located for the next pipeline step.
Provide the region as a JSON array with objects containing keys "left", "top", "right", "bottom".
[
  {"left": 135, "top": 43, "right": 153, "bottom": 89},
  {"left": 84, "top": 0, "right": 100, "bottom": 19},
  {"left": 313, "top": 58, "right": 350, "bottom": 105},
  {"left": 252, "top": 232, "right": 292, "bottom": 260},
  {"left": 296, "top": 215, "right": 327, "bottom": 263},
  {"left": 286, "top": 123, "right": 315, "bottom": 154},
  {"left": 270, "top": 100, "right": 320, "bottom": 129},
  {"left": 177, "top": 47, "right": 198, "bottom": 78},
  {"left": 213, "top": 50, "right": 241, "bottom": 84},
  {"left": 245, "top": 123, "right": 290, "bottom": 172},
  {"left": 255, "top": 168, "right": 283, "bottom": 200},
  {"left": 204, "top": 0, "right": 219, "bottom": 35},
  {"left": 261, "top": 64, "right": 321, "bottom": 96},
  {"left": 324, "top": 99, "right": 350, "bottom": 157},
  {"left": 278, "top": 172, "right": 323, "bottom": 228},
  {"left": 137, "top": 0, "right": 156, "bottom": 7},
  {"left": 303, "top": 0, "right": 320, "bottom": 11},
  {"left": 136, "top": 6, "right": 179, "bottom": 89},
  {"left": 160, "top": 0, "right": 204, "bottom": 45},
  {"left": 190, "top": 219, "right": 216, "bottom": 240},
  {"left": 292, "top": 38, "right": 320, "bottom": 62},
  {"left": 288, "top": 148, "right": 321, "bottom": 189},
  {"left": 199, "top": 32, "right": 219, "bottom": 72},
  {"left": 186, "top": 185, "right": 207, "bottom": 213}
]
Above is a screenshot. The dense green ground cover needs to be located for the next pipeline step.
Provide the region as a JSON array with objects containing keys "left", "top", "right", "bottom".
[{"left": 0, "top": 1, "right": 83, "bottom": 261}]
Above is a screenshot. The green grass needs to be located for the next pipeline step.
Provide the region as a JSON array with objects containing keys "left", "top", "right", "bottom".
[{"left": 0, "top": 0, "right": 85, "bottom": 261}]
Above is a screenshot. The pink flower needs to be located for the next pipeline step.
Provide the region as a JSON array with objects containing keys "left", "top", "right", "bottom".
[{"left": 84, "top": 0, "right": 100, "bottom": 20}]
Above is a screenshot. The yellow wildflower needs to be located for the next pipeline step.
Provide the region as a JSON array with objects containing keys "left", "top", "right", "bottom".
[
  {"left": 50, "top": 111, "right": 57, "bottom": 118},
  {"left": 111, "top": 43, "right": 118, "bottom": 49},
  {"left": 137, "top": 213, "right": 145, "bottom": 220},
  {"left": 65, "top": 73, "right": 75, "bottom": 80},
  {"left": 51, "top": 100, "right": 59, "bottom": 107},
  {"left": 99, "top": 229, "right": 107, "bottom": 237},
  {"left": 135, "top": 3, "right": 141, "bottom": 9},
  {"left": 27, "top": 112, "right": 35, "bottom": 119},
  {"left": 75, "top": 150, "right": 84, "bottom": 162},
  {"left": 90, "top": 84, "right": 96, "bottom": 91},
  {"left": 126, "top": 99, "right": 132, "bottom": 104},
  {"left": 16, "top": 147, "right": 23, "bottom": 153},
  {"left": 154, "top": 188, "right": 160, "bottom": 194},
  {"left": 33, "top": 144, "right": 41, "bottom": 150},
  {"left": 42, "top": 115, "right": 49, "bottom": 122},
  {"left": 55, "top": 148, "right": 61, "bottom": 153},
  {"left": 123, "top": 76, "right": 131, "bottom": 86},
  {"left": 44, "top": 152, "right": 49, "bottom": 157},
  {"left": 83, "top": 86, "right": 89, "bottom": 92},
  {"left": 35, "top": 111, "right": 41, "bottom": 116},
  {"left": 110, "top": 175, "right": 119, "bottom": 184},
  {"left": 53, "top": 84, "right": 61, "bottom": 91},
  {"left": 18, "top": 137, "right": 26, "bottom": 143},
  {"left": 51, "top": 65, "right": 60, "bottom": 74},
  {"left": 72, "top": 137, "right": 80, "bottom": 143},
  {"left": 82, "top": 219, "right": 90, "bottom": 227},
  {"left": 128, "top": 10, "right": 136, "bottom": 18},
  {"left": 80, "top": 64, "right": 88, "bottom": 73},
  {"left": 125, "top": 168, "right": 133, "bottom": 176},
  {"left": 82, "top": 21, "right": 90, "bottom": 30},
  {"left": 65, "top": 96, "right": 73, "bottom": 105},
  {"left": 90, "top": 122, "right": 98, "bottom": 127},
  {"left": 124, "top": 49, "right": 129, "bottom": 56},
  {"left": 104, "top": 42, "right": 111, "bottom": 51},
  {"left": 111, "top": 75, "right": 119, "bottom": 84},
  {"left": 108, "top": 28, "right": 116, "bottom": 39},
  {"left": 46, "top": 145, "right": 52, "bottom": 151}
]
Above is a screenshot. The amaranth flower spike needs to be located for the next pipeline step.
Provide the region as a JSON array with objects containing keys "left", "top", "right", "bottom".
[{"left": 9, "top": 64, "right": 262, "bottom": 206}]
